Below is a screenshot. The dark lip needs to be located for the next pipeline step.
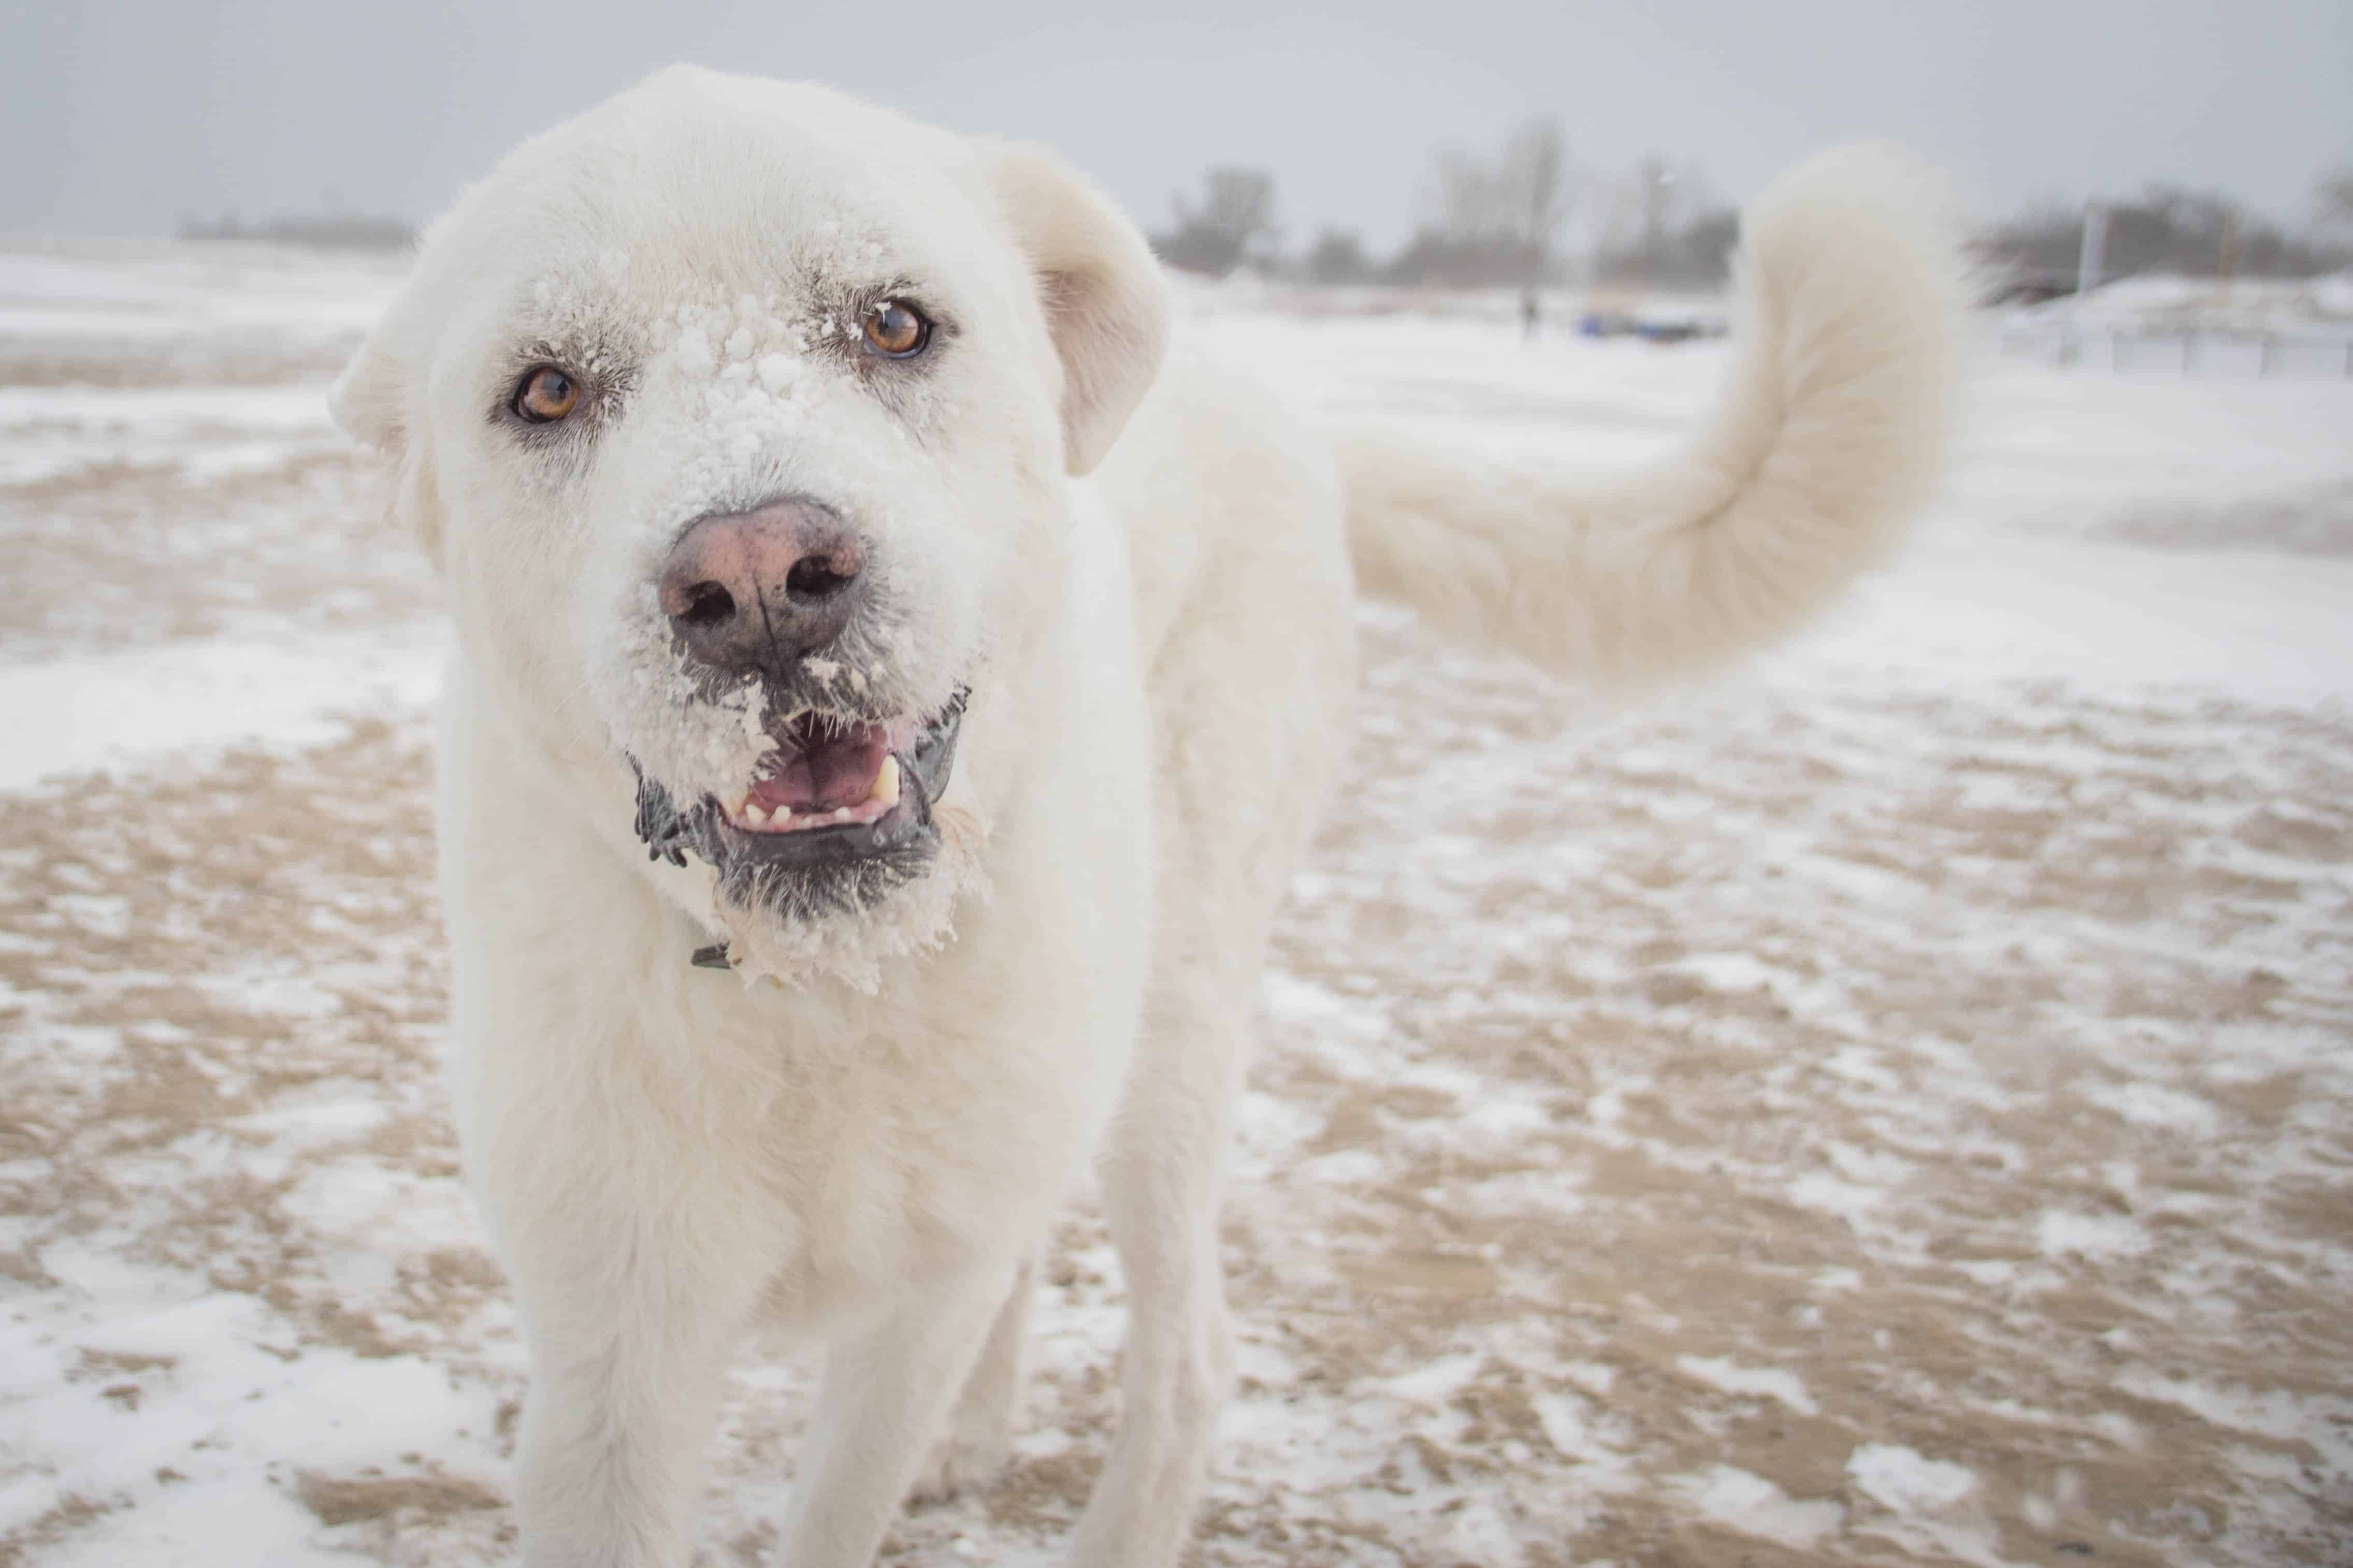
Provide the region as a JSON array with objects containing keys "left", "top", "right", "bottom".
[{"left": 632, "top": 687, "right": 967, "bottom": 874}]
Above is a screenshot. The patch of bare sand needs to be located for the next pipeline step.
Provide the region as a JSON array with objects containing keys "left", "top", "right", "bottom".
[
  {"left": 1228, "top": 618, "right": 2353, "bottom": 1566},
  {"left": 0, "top": 344, "right": 357, "bottom": 390},
  {"left": 0, "top": 455, "right": 436, "bottom": 662}
]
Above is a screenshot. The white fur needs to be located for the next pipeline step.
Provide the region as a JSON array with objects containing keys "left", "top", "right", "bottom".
[
  {"left": 334, "top": 66, "right": 1959, "bottom": 1568},
  {"left": 1341, "top": 142, "right": 1967, "bottom": 691}
]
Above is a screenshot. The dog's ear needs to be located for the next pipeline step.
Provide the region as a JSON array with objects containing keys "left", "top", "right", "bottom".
[
  {"left": 982, "top": 142, "right": 1171, "bottom": 477},
  {"left": 330, "top": 316, "right": 446, "bottom": 570}
]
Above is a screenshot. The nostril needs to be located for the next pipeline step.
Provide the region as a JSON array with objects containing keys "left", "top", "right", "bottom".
[
  {"left": 784, "top": 556, "right": 856, "bottom": 603},
  {"left": 676, "top": 581, "right": 735, "bottom": 628}
]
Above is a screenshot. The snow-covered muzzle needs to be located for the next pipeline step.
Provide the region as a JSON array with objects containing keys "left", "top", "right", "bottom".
[
  {"left": 436, "top": 242, "right": 1049, "bottom": 984},
  {"left": 589, "top": 475, "right": 990, "bottom": 979},
  {"left": 630, "top": 686, "right": 968, "bottom": 930}
]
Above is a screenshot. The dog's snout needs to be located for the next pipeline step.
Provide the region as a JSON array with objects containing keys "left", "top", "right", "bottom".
[{"left": 659, "top": 499, "right": 866, "bottom": 678}]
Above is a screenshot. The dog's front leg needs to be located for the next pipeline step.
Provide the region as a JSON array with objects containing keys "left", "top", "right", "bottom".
[
  {"left": 504, "top": 1196, "right": 776, "bottom": 1568},
  {"left": 774, "top": 1259, "right": 1019, "bottom": 1567},
  {"left": 907, "top": 1252, "right": 1036, "bottom": 1503},
  {"left": 1063, "top": 1002, "right": 1244, "bottom": 1568}
]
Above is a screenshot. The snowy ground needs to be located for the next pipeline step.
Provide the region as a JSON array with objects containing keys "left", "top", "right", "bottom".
[{"left": 3, "top": 242, "right": 2350, "bottom": 1568}]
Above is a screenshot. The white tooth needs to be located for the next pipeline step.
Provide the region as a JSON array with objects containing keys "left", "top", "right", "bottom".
[
  {"left": 832, "top": 807, "right": 854, "bottom": 823},
  {"left": 744, "top": 803, "right": 769, "bottom": 827},
  {"left": 869, "top": 755, "right": 901, "bottom": 809}
]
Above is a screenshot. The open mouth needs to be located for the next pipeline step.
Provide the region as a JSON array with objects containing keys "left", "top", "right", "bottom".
[
  {"left": 728, "top": 713, "right": 910, "bottom": 837},
  {"left": 714, "top": 701, "right": 957, "bottom": 855},
  {"left": 632, "top": 688, "right": 966, "bottom": 882}
]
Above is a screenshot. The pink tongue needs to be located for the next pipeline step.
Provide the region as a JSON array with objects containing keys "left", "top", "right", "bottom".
[{"left": 747, "top": 723, "right": 888, "bottom": 813}]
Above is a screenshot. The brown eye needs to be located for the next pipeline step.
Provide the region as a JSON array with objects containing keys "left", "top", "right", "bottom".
[
  {"left": 512, "top": 366, "right": 580, "bottom": 423},
  {"left": 860, "top": 299, "right": 931, "bottom": 358}
]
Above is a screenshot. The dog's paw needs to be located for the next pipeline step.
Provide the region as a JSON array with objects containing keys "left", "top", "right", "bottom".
[{"left": 905, "top": 1428, "right": 1014, "bottom": 1507}]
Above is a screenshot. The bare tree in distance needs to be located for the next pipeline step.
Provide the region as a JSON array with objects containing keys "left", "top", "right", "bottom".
[
  {"left": 1304, "top": 228, "right": 1375, "bottom": 286},
  {"left": 1429, "top": 149, "right": 1504, "bottom": 242},
  {"left": 1389, "top": 118, "right": 1574, "bottom": 288},
  {"left": 1152, "top": 168, "right": 1279, "bottom": 279},
  {"left": 1594, "top": 157, "right": 1739, "bottom": 287},
  {"left": 1505, "top": 119, "right": 1570, "bottom": 288},
  {"left": 2317, "top": 167, "right": 2353, "bottom": 233}
]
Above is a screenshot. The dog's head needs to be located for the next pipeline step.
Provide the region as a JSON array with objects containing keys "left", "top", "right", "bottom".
[{"left": 333, "top": 67, "right": 1166, "bottom": 977}]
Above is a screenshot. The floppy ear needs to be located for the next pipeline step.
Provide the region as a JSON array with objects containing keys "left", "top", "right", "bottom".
[
  {"left": 982, "top": 143, "right": 1171, "bottom": 476},
  {"left": 330, "top": 316, "right": 446, "bottom": 569}
]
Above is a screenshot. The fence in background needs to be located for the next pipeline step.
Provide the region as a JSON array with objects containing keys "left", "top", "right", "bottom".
[{"left": 1998, "top": 326, "right": 2353, "bottom": 379}]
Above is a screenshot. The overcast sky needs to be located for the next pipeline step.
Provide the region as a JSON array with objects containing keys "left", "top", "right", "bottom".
[{"left": 5, "top": 0, "right": 2348, "bottom": 250}]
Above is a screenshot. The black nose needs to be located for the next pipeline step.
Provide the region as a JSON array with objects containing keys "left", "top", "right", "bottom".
[{"left": 657, "top": 498, "right": 865, "bottom": 679}]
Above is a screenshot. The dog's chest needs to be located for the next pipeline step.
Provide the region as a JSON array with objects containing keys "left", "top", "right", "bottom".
[{"left": 710, "top": 987, "right": 1122, "bottom": 1322}]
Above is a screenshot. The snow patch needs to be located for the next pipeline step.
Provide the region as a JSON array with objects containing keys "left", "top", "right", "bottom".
[
  {"left": 1676, "top": 1355, "right": 1821, "bottom": 1416},
  {"left": 1846, "top": 1443, "right": 1980, "bottom": 1513},
  {"left": 1679, "top": 1464, "right": 1845, "bottom": 1549}
]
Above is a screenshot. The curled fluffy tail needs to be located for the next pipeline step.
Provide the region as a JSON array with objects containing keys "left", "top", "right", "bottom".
[{"left": 1339, "top": 143, "right": 1966, "bottom": 690}]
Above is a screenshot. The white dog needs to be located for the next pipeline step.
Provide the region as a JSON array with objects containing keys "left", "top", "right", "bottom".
[{"left": 332, "top": 65, "right": 1960, "bottom": 1568}]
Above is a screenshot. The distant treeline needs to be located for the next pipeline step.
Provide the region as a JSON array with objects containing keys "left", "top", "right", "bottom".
[
  {"left": 1159, "top": 136, "right": 2353, "bottom": 294},
  {"left": 177, "top": 158, "right": 2353, "bottom": 294},
  {"left": 178, "top": 213, "right": 416, "bottom": 251},
  {"left": 1976, "top": 180, "right": 2353, "bottom": 287},
  {"left": 1153, "top": 124, "right": 1741, "bottom": 290}
]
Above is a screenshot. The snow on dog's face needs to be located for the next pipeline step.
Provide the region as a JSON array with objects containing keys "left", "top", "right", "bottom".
[{"left": 331, "top": 67, "right": 1167, "bottom": 981}]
